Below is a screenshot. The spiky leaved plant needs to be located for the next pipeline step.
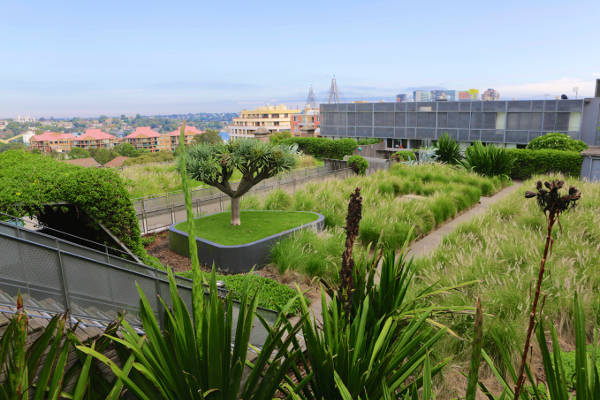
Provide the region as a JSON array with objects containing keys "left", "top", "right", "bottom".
[{"left": 513, "top": 180, "right": 581, "bottom": 399}]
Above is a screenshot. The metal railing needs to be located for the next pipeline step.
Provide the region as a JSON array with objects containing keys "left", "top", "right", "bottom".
[
  {"left": 133, "top": 166, "right": 360, "bottom": 234},
  {"left": 0, "top": 219, "right": 275, "bottom": 346}
]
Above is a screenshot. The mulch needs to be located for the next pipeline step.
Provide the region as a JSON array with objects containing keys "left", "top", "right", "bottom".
[{"left": 144, "top": 231, "right": 193, "bottom": 272}]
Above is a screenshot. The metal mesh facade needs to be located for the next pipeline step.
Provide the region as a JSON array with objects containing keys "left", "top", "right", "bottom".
[
  {"left": 0, "top": 221, "right": 275, "bottom": 346},
  {"left": 320, "top": 100, "right": 587, "bottom": 145}
]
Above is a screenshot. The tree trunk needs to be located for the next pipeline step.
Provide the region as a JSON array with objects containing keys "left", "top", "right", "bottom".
[{"left": 231, "top": 196, "right": 241, "bottom": 226}]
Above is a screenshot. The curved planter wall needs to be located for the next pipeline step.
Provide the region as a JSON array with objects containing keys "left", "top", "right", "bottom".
[{"left": 169, "top": 211, "right": 324, "bottom": 274}]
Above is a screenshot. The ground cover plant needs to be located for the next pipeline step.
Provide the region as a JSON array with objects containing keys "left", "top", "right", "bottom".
[
  {"left": 411, "top": 175, "right": 600, "bottom": 398},
  {"left": 175, "top": 210, "right": 319, "bottom": 245},
  {"left": 255, "top": 163, "right": 506, "bottom": 281}
]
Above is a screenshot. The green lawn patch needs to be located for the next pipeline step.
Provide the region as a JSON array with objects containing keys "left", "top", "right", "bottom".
[
  {"left": 176, "top": 211, "right": 319, "bottom": 245},
  {"left": 178, "top": 270, "right": 303, "bottom": 312}
]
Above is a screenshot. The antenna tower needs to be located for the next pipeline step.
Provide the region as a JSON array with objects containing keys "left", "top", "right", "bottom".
[
  {"left": 328, "top": 76, "right": 340, "bottom": 104},
  {"left": 306, "top": 85, "right": 317, "bottom": 109}
]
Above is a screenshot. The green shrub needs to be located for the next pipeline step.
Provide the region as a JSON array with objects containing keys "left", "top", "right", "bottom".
[
  {"left": 68, "top": 147, "right": 91, "bottom": 159},
  {"left": 276, "top": 137, "right": 357, "bottom": 159},
  {"left": 526, "top": 132, "right": 588, "bottom": 152},
  {"left": 392, "top": 149, "right": 416, "bottom": 162},
  {"left": 506, "top": 148, "right": 583, "bottom": 179},
  {"left": 269, "top": 130, "right": 292, "bottom": 143},
  {"left": 264, "top": 189, "right": 293, "bottom": 210},
  {"left": 462, "top": 141, "right": 515, "bottom": 177},
  {"left": 356, "top": 138, "right": 380, "bottom": 145},
  {"left": 435, "top": 132, "right": 462, "bottom": 164},
  {"left": 347, "top": 155, "right": 369, "bottom": 175},
  {"left": 0, "top": 150, "right": 145, "bottom": 258}
]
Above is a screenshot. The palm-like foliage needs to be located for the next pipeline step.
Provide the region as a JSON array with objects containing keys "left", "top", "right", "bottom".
[
  {"left": 0, "top": 295, "right": 94, "bottom": 400},
  {"left": 78, "top": 270, "right": 304, "bottom": 400},
  {"left": 461, "top": 141, "right": 515, "bottom": 177},
  {"left": 435, "top": 133, "right": 462, "bottom": 164}
]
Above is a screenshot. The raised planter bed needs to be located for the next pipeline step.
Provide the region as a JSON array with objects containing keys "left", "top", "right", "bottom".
[{"left": 168, "top": 211, "right": 325, "bottom": 273}]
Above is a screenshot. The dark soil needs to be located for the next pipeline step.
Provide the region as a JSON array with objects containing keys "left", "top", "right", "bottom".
[{"left": 144, "top": 231, "right": 193, "bottom": 272}]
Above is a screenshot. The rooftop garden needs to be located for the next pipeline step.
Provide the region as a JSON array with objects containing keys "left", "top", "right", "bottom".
[{"left": 174, "top": 210, "right": 319, "bottom": 245}]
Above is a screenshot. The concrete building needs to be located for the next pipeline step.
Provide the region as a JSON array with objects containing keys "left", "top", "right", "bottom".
[
  {"left": 320, "top": 88, "right": 600, "bottom": 150},
  {"left": 30, "top": 131, "right": 76, "bottom": 153},
  {"left": 457, "top": 91, "right": 473, "bottom": 101},
  {"left": 124, "top": 126, "right": 161, "bottom": 152},
  {"left": 431, "top": 90, "right": 456, "bottom": 102},
  {"left": 228, "top": 105, "right": 300, "bottom": 139},
  {"left": 413, "top": 90, "right": 432, "bottom": 102},
  {"left": 396, "top": 94, "right": 408, "bottom": 102},
  {"left": 73, "top": 128, "right": 117, "bottom": 149},
  {"left": 291, "top": 107, "right": 320, "bottom": 137},
  {"left": 482, "top": 88, "right": 500, "bottom": 101}
]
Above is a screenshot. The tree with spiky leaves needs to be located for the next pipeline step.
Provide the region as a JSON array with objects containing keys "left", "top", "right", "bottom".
[
  {"left": 513, "top": 180, "right": 581, "bottom": 400},
  {"left": 185, "top": 139, "right": 297, "bottom": 226}
]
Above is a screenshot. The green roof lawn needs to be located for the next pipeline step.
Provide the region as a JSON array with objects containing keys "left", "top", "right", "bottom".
[{"left": 175, "top": 211, "right": 319, "bottom": 245}]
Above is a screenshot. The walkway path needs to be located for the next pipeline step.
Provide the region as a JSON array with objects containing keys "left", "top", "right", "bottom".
[
  {"left": 304, "top": 181, "right": 523, "bottom": 324},
  {"left": 406, "top": 182, "right": 522, "bottom": 259}
]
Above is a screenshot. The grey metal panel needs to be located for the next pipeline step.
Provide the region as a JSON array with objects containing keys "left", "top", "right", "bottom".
[
  {"left": 394, "top": 112, "right": 406, "bottom": 126},
  {"left": 470, "top": 102, "right": 482, "bottom": 112},
  {"left": 356, "top": 103, "right": 372, "bottom": 112},
  {"left": 469, "top": 130, "right": 481, "bottom": 141},
  {"left": 505, "top": 131, "right": 529, "bottom": 143},
  {"left": 374, "top": 127, "right": 393, "bottom": 138},
  {"left": 416, "top": 128, "right": 435, "bottom": 139},
  {"left": 459, "top": 102, "right": 472, "bottom": 111},
  {"left": 483, "top": 102, "right": 506, "bottom": 111},
  {"left": 544, "top": 100, "right": 558, "bottom": 111},
  {"left": 374, "top": 112, "right": 394, "bottom": 127},
  {"left": 508, "top": 101, "right": 531, "bottom": 112},
  {"left": 374, "top": 103, "right": 394, "bottom": 111},
  {"left": 591, "top": 159, "right": 600, "bottom": 182},
  {"left": 458, "top": 130, "right": 470, "bottom": 142},
  {"left": 532, "top": 101, "right": 544, "bottom": 111},
  {"left": 357, "top": 112, "right": 372, "bottom": 126},
  {"left": 481, "top": 130, "right": 504, "bottom": 143},
  {"left": 395, "top": 102, "right": 407, "bottom": 111},
  {"left": 407, "top": 112, "right": 417, "bottom": 126},
  {"left": 437, "top": 102, "right": 459, "bottom": 111},
  {"left": 394, "top": 127, "right": 406, "bottom": 138},
  {"left": 406, "top": 103, "right": 416, "bottom": 111},
  {"left": 557, "top": 100, "right": 584, "bottom": 112},
  {"left": 357, "top": 126, "right": 372, "bottom": 136},
  {"left": 346, "top": 112, "right": 356, "bottom": 125}
]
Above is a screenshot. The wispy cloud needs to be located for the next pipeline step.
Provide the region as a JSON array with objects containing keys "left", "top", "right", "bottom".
[{"left": 496, "top": 77, "right": 596, "bottom": 99}]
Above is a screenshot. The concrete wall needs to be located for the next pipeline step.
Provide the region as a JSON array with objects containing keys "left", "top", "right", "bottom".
[
  {"left": 581, "top": 98, "right": 600, "bottom": 146},
  {"left": 169, "top": 211, "right": 325, "bottom": 274}
]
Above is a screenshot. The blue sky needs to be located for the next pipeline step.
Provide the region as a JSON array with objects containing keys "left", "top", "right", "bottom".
[{"left": 1, "top": 0, "right": 599, "bottom": 117}]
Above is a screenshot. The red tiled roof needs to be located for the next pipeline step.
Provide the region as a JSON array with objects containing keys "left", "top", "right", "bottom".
[
  {"left": 168, "top": 125, "right": 204, "bottom": 137},
  {"left": 62, "top": 158, "right": 102, "bottom": 168},
  {"left": 30, "top": 131, "right": 76, "bottom": 142},
  {"left": 103, "top": 156, "right": 130, "bottom": 168},
  {"left": 75, "top": 128, "right": 114, "bottom": 141},
  {"left": 125, "top": 127, "right": 161, "bottom": 139}
]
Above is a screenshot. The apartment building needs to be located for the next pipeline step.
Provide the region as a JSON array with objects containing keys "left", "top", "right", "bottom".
[
  {"left": 290, "top": 107, "right": 320, "bottom": 137},
  {"left": 167, "top": 125, "right": 204, "bottom": 150},
  {"left": 228, "top": 105, "right": 300, "bottom": 139},
  {"left": 73, "top": 128, "right": 117, "bottom": 149},
  {"left": 124, "top": 126, "right": 161, "bottom": 152},
  {"left": 30, "top": 131, "right": 76, "bottom": 153}
]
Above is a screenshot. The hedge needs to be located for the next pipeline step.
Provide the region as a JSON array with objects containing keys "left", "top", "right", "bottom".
[
  {"left": 0, "top": 150, "right": 146, "bottom": 259},
  {"left": 506, "top": 148, "right": 583, "bottom": 180},
  {"left": 276, "top": 137, "right": 357, "bottom": 159},
  {"left": 347, "top": 155, "right": 369, "bottom": 175}
]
